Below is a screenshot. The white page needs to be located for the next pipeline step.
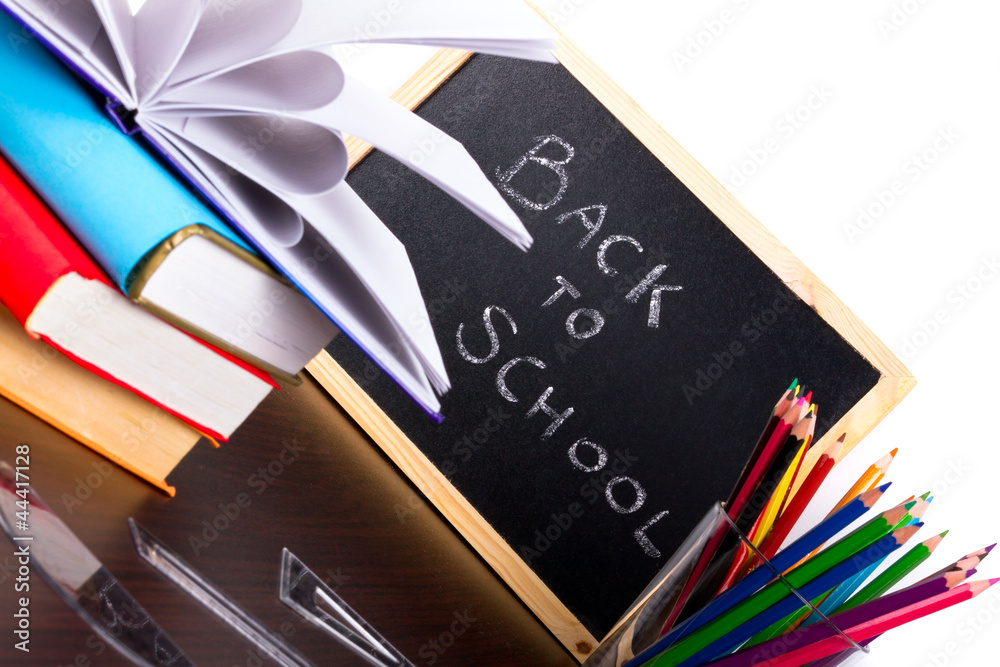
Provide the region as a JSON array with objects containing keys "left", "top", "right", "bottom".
[
  {"left": 282, "top": 181, "right": 449, "bottom": 393},
  {"left": 29, "top": 272, "right": 272, "bottom": 437},
  {"left": 147, "top": 58, "right": 532, "bottom": 250},
  {"left": 166, "top": 0, "right": 303, "bottom": 85},
  {"left": 152, "top": 50, "right": 345, "bottom": 111},
  {"left": 141, "top": 120, "right": 445, "bottom": 412},
  {"left": 165, "top": 0, "right": 553, "bottom": 85},
  {"left": 5, "top": 0, "right": 131, "bottom": 102},
  {"left": 131, "top": 0, "right": 204, "bottom": 102},
  {"left": 91, "top": 0, "right": 137, "bottom": 100},
  {"left": 167, "top": 113, "right": 349, "bottom": 197},
  {"left": 157, "top": 119, "right": 449, "bottom": 393}
]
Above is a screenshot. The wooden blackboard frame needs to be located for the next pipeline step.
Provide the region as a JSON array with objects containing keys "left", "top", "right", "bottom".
[{"left": 306, "top": 23, "right": 915, "bottom": 662}]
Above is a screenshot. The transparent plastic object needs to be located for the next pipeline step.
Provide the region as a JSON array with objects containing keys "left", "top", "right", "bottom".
[
  {"left": 0, "top": 463, "right": 192, "bottom": 667},
  {"left": 584, "top": 503, "right": 868, "bottom": 667},
  {"left": 128, "top": 519, "right": 314, "bottom": 667},
  {"left": 279, "top": 548, "right": 414, "bottom": 667}
]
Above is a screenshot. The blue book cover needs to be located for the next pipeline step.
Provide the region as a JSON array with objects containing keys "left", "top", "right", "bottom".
[{"left": 0, "top": 11, "right": 250, "bottom": 291}]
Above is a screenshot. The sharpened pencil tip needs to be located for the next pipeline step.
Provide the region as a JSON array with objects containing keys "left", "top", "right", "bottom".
[
  {"left": 920, "top": 491, "right": 932, "bottom": 501},
  {"left": 890, "top": 448, "right": 899, "bottom": 457},
  {"left": 939, "top": 530, "right": 950, "bottom": 538},
  {"left": 986, "top": 544, "right": 997, "bottom": 554},
  {"left": 990, "top": 578, "right": 1000, "bottom": 586},
  {"left": 837, "top": 433, "right": 846, "bottom": 442},
  {"left": 968, "top": 569, "right": 978, "bottom": 577},
  {"left": 878, "top": 481, "right": 892, "bottom": 492}
]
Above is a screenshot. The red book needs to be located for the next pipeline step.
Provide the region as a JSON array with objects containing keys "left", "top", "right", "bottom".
[{"left": 0, "top": 155, "right": 276, "bottom": 441}]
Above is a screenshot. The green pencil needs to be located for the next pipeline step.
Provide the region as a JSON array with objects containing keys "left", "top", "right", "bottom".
[
  {"left": 643, "top": 502, "right": 912, "bottom": 667},
  {"left": 745, "top": 506, "right": 927, "bottom": 645},
  {"left": 839, "top": 530, "right": 947, "bottom": 612}
]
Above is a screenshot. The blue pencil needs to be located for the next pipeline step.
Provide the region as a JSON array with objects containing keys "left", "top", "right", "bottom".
[
  {"left": 627, "top": 483, "right": 890, "bottom": 667},
  {"left": 672, "top": 525, "right": 921, "bottom": 667},
  {"left": 803, "top": 507, "right": 925, "bottom": 627},
  {"left": 809, "top": 558, "right": 885, "bottom": 621}
]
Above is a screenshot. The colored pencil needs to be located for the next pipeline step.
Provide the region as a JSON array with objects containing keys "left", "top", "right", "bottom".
[
  {"left": 920, "top": 544, "right": 995, "bottom": 582},
  {"left": 749, "top": 559, "right": 886, "bottom": 646},
  {"left": 829, "top": 448, "right": 898, "bottom": 516},
  {"left": 659, "top": 384, "right": 802, "bottom": 635},
  {"left": 747, "top": 518, "right": 922, "bottom": 645},
  {"left": 809, "top": 544, "right": 992, "bottom": 667},
  {"left": 756, "top": 406, "right": 816, "bottom": 541},
  {"left": 658, "top": 525, "right": 921, "bottom": 667},
  {"left": 797, "top": 521, "right": 927, "bottom": 629},
  {"left": 813, "top": 559, "right": 884, "bottom": 619},
  {"left": 663, "top": 482, "right": 898, "bottom": 646},
  {"left": 716, "top": 417, "right": 814, "bottom": 597},
  {"left": 732, "top": 395, "right": 810, "bottom": 533},
  {"left": 757, "top": 435, "right": 842, "bottom": 561},
  {"left": 725, "top": 380, "right": 800, "bottom": 511},
  {"left": 839, "top": 531, "right": 948, "bottom": 612},
  {"left": 703, "top": 578, "right": 994, "bottom": 667},
  {"left": 712, "top": 402, "right": 817, "bottom": 595},
  {"left": 629, "top": 497, "right": 905, "bottom": 667}
]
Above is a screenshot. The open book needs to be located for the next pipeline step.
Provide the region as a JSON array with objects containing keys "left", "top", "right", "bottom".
[{"left": 0, "top": 0, "right": 553, "bottom": 417}]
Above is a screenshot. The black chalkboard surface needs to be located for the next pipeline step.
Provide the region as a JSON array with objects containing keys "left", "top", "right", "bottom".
[{"left": 314, "top": 49, "right": 911, "bottom": 659}]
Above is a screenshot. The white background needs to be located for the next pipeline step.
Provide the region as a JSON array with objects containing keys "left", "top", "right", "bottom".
[{"left": 345, "top": 1, "right": 1000, "bottom": 665}]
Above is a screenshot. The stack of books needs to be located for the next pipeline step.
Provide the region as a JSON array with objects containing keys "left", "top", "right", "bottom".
[{"left": 0, "top": 0, "right": 554, "bottom": 491}]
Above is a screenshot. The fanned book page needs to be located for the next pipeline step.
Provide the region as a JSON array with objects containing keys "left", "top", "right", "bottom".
[{"left": 0, "top": 0, "right": 554, "bottom": 417}]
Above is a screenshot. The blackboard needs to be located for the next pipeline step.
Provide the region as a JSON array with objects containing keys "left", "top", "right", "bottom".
[{"left": 311, "top": 45, "right": 912, "bottom": 661}]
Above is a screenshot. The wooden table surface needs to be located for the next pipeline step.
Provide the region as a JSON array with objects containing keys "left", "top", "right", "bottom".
[{"left": 0, "top": 375, "right": 577, "bottom": 666}]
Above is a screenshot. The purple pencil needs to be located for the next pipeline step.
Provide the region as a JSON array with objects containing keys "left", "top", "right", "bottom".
[
  {"left": 706, "top": 569, "right": 973, "bottom": 667},
  {"left": 809, "top": 546, "right": 994, "bottom": 667}
]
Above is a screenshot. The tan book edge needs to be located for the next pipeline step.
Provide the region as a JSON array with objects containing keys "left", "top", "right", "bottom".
[
  {"left": 308, "top": 19, "right": 915, "bottom": 662},
  {"left": 0, "top": 306, "right": 203, "bottom": 496}
]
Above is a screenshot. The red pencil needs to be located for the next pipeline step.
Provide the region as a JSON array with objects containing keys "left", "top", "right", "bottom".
[
  {"left": 757, "top": 435, "right": 843, "bottom": 560},
  {"left": 731, "top": 396, "right": 810, "bottom": 530},
  {"left": 704, "top": 580, "right": 997, "bottom": 667},
  {"left": 661, "top": 383, "right": 801, "bottom": 634}
]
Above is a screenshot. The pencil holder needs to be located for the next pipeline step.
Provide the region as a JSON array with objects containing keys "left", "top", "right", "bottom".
[{"left": 584, "top": 503, "right": 868, "bottom": 667}]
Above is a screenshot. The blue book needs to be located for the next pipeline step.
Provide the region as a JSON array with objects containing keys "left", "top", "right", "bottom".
[{"left": 0, "top": 11, "right": 337, "bottom": 383}]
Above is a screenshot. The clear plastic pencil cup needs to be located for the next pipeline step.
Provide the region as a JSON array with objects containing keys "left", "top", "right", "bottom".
[{"left": 583, "top": 503, "right": 867, "bottom": 667}]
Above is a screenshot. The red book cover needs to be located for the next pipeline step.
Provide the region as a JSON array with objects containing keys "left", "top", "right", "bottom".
[
  {"left": 0, "top": 154, "right": 278, "bottom": 441},
  {"left": 0, "top": 154, "right": 108, "bottom": 324}
]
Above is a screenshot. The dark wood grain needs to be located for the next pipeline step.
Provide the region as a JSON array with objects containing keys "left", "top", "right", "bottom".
[{"left": 0, "top": 375, "right": 576, "bottom": 666}]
